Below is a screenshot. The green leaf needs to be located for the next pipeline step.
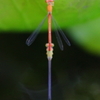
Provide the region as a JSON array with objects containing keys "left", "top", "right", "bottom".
[
  {"left": 69, "top": 18, "right": 100, "bottom": 55},
  {"left": 0, "top": 0, "right": 100, "bottom": 31},
  {"left": 0, "top": 0, "right": 100, "bottom": 55}
]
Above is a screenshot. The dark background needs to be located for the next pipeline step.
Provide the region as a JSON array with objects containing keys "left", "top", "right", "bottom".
[{"left": 0, "top": 32, "right": 100, "bottom": 100}]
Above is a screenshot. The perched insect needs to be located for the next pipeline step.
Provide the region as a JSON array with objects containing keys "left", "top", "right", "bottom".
[{"left": 26, "top": 0, "right": 71, "bottom": 100}]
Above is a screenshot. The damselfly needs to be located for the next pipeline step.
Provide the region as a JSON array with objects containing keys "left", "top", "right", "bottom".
[{"left": 26, "top": 0, "right": 71, "bottom": 100}]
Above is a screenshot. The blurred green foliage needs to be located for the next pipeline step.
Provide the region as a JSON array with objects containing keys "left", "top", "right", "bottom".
[
  {"left": 0, "top": 0, "right": 100, "bottom": 55},
  {"left": 69, "top": 18, "right": 100, "bottom": 55}
]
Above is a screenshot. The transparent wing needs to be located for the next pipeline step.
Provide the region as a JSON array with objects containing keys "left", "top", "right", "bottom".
[
  {"left": 52, "top": 16, "right": 71, "bottom": 46},
  {"left": 52, "top": 17, "right": 64, "bottom": 50},
  {"left": 26, "top": 15, "right": 47, "bottom": 46}
]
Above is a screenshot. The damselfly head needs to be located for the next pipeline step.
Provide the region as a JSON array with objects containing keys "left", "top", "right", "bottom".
[
  {"left": 45, "top": 0, "right": 54, "bottom": 3},
  {"left": 45, "top": 0, "right": 54, "bottom": 6}
]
